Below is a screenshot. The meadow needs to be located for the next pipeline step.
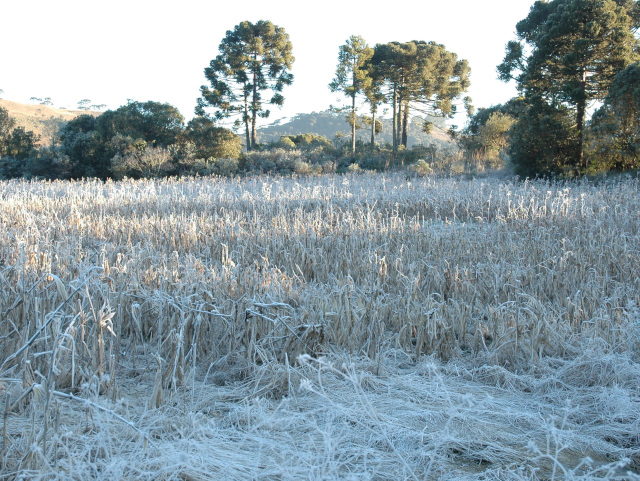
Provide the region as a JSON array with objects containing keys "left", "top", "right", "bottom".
[{"left": 0, "top": 173, "right": 639, "bottom": 480}]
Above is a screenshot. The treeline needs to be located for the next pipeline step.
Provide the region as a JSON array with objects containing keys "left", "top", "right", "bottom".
[
  {"left": 2, "top": 1, "right": 639, "bottom": 180},
  {"left": 463, "top": 0, "right": 640, "bottom": 176},
  {"left": 195, "top": 22, "right": 470, "bottom": 155},
  {"left": 0, "top": 19, "right": 471, "bottom": 180},
  {"left": 0, "top": 99, "right": 455, "bottom": 179},
  {"left": 0, "top": 101, "right": 243, "bottom": 179}
]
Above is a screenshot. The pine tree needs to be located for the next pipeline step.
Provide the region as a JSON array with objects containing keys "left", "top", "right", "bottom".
[
  {"left": 499, "top": 0, "right": 640, "bottom": 171},
  {"left": 198, "top": 20, "right": 294, "bottom": 151},
  {"left": 329, "top": 36, "right": 374, "bottom": 155},
  {"left": 371, "top": 41, "right": 471, "bottom": 154}
]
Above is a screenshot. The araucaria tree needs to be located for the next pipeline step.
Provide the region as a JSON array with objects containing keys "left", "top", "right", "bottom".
[
  {"left": 329, "top": 36, "right": 373, "bottom": 154},
  {"left": 499, "top": 0, "right": 640, "bottom": 173},
  {"left": 197, "top": 20, "right": 294, "bottom": 151},
  {"left": 371, "top": 41, "right": 471, "bottom": 154}
]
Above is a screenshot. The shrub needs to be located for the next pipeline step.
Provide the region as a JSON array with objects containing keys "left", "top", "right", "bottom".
[
  {"left": 111, "top": 146, "right": 175, "bottom": 179},
  {"left": 407, "top": 159, "right": 433, "bottom": 176}
]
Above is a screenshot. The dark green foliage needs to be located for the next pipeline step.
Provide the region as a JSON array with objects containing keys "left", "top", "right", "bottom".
[
  {"left": 508, "top": 99, "right": 579, "bottom": 177},
  {"left": 0, "top": 107, "right": 16, "bottom": 153},
  {"left": 3, "top": 128, "right": 39, "bottom": 161},
  {"left": 61, "top": 129, "right": 109, "bottom": 178},
  {"left": 371, "top": 40, "right": 471, "bottom": 152},
  {"left": 197, "top": 20, "right": 294, "bottom": 151},
  {"left": 51, "top": 101, "right": 186, "bottom": 179},
  {"left": 0, "top": 106, "right": 44, "bottom": 178},
  {"left": 588, "top": 62, "right": 640, "bottom": 171},
  {"left": 96, "top": 101, "right": 184, "bottom": 147},
  {"left": 0, "top": 107, "right": 39, "bottom": 162},
  {"left": 499, "top": 0, "right": 640, "bottom": 172}
]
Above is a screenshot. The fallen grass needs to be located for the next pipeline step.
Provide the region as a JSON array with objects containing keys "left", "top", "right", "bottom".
[{"left": 0, "top": 173, "right": 639, "bottom": 479}]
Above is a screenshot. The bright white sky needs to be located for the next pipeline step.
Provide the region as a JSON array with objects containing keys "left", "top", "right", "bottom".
[{"left": 1, "top": 0, "right": 535, "bottom": 127}]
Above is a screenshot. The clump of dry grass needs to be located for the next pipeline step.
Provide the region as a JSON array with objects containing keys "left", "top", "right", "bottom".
[{"left": 1, "top": 173, "right": 639, "bottom": 478}]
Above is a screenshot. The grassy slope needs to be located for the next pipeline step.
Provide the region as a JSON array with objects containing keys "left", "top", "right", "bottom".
[
  {"left": 0, "top": 99, "right": 101, "bottom": 146},
  {"left": 257, "top": 110, "right": 454, "bottom": 148}
]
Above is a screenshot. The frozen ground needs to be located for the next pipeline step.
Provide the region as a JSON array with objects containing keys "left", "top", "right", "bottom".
[
  {"left": 1, "top": 174, "right": 639, "bottom": 479},
  {"left": 3, "top": 342, "right": 639, "bottom": 480}
]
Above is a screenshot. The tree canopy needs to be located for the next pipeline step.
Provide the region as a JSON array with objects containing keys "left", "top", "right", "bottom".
[
  {"left": 371, "top": 40, "right": 471, "bottom": 153},
  {"left": 589, "top": 61, "right": 640, "bottom": 170},
  {"left": 499, "top": 0, "right": 640, "bottom": 172},
  {"left": 97, "top": 100, "right": 184, "bottom": 147},
  {"left": 197, "top": 20, "right": 294, "bottom": 151},
  {"left": 330, "top": 36, "right": 373, "bottom": 154}
]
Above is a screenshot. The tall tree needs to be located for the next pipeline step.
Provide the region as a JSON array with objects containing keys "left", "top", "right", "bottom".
[
  {"left": 363, "top": 63, "right": 385, "bottom": 148},
  {"left": 197, "top": 20, "right": 294, "bottom": 151},
  {"left": 329, "top": 35, "right": 373, "bottom": 154},
  {"left": 498, "top": 0, "right": 640, "bottom": 171},
  {"left": 371, "top": 41, "right": 471, "bottom": 154}
]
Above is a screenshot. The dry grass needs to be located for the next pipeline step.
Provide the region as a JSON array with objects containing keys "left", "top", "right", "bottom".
[
  {"left": 0, "top": 173, "right": 639, "bottom": 479},
  {"left": 0, "top": 99, "right": 100, "bottom": 146}
]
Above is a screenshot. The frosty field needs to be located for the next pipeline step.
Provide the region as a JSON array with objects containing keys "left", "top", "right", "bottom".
[{"left": 0, "top": 173, "right": 639, "bottom": 480}]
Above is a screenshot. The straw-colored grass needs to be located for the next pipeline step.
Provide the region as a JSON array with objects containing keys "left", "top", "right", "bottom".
[{"left": 1, "top": 173, "right": 639, "bottom": 479}]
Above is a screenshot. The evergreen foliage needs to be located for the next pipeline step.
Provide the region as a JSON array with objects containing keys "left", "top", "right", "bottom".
[
  {"left": 371, "top": 41, "right": 471, "bottom": 153},
  {"left": 499, "top": 0, "right": 640, "bottom": 174},
  {"left": 588, "top": 62, "right": 640, "bottom": 171},
  {"left": 330, "top": 36, "right": 374, "bottom": 154},
  {"left": 197, "top": 20, "right": 294, "bottom": 151}
]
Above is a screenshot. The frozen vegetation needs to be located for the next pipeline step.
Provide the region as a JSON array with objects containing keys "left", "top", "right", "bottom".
[{"left": 0, "top": 173, "right": 639, "bottom": 479}]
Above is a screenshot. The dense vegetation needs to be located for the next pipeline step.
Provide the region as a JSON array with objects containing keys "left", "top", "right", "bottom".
[
  {"left": 471, "top": 0, "right": 640, "bottom": 176},
  {"left": 1, "top": 1, "right": 639, "bottom": 179},
  {"left": 2, "top": 4, "right": 640, "bottom": 478},
  {"left": 1, "top": 174, "right": 639, "bottom": 478}
]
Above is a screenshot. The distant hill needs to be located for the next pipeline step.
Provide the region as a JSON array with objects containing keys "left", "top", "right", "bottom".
[
  {"left": 0, "top": 99, "right": 101, "bottom": 147},
  {"left": 257, "top": 110, "right": 454, "bottom": 148}
]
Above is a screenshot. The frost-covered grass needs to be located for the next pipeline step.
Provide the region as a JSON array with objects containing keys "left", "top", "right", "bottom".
[{"left": 0, "top": 173, "right": 639, "bottom": 479}]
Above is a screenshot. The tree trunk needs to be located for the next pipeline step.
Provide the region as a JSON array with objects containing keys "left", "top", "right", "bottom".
[
  {"left": 251, "top": 60, "right": 258, "bottom": 150},
  {"left": 370, "top": 108, "right": 376, "bottom": 147},
  {"left": 351, "top": 94, "right": 356, "bottom": 155},
  {"left": 576, "top": 67, "right": 587, "bottom": 171},
  {"left": 244, "top": 95, "right": 251, "bottom": 151},
  {"left": 401, "top": 102, "right": 409, "bottom": 148},
  {"left": 396, "top": 104, "right": 402, "bottom": 151},
  {"left": 392, "top": 85, "right": 398, "bottom": 155}
]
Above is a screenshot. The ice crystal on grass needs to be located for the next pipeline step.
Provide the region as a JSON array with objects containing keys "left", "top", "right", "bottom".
[{"left": 1, "top": 174, "right": 639, "bottom": 479}]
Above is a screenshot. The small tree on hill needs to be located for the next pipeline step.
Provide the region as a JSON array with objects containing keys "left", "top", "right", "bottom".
[{"left": 77, "top": 99, "right": 91, "bottom": 110}]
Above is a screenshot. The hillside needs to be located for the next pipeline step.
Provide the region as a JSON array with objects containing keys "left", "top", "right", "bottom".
[
  {"left": 257, "top": 110, "right": 454, "bottom": 148},
  {"left": 0, "top": 99, "right": 101, "bottom": 146}
]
